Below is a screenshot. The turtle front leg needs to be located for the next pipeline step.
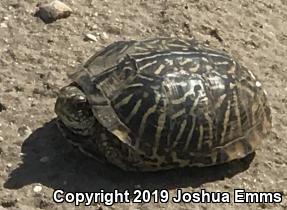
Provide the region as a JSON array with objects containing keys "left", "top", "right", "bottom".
[
  {"left": 100, "top": 134, "right": 169, "bottom": 171},
  {"left": 97, "top": 132, "right": 142, "bottom": 171}
]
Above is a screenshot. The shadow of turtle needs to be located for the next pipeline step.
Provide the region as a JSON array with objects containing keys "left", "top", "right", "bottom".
[{"left": 4, "top": 119, "right": 254, "bottom": 192}]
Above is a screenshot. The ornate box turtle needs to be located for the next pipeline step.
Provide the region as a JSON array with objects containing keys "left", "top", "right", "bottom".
[{"left": 55, "top": 38, "right": 272, "bottom": 171}]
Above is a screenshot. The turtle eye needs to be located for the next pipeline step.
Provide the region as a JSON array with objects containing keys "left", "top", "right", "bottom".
[
  {"left": 72, "top": 95, "right": 87, "bottom": 109},
  {"left": 76, "top": 95, "right": 86, "bottom": 103}
]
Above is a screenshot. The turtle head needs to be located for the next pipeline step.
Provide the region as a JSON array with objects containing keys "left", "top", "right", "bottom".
[{"left": 55, "top": 85, "right": 95, "bottom": 136}]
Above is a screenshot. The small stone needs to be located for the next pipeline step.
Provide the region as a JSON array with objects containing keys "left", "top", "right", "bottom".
[
  {"left": 91, "top": 24, "right": 98, "bottom": 30},
  {"left": 34, "top": 0, "right": 72, "bottom": 24},
  {"left": 0, "top": 22, "right": 8, "bottom": 28},
  {"left": 40, "top": 156, "right": 49, "bottom": 163},
  {"left": 33, "top": 185, "right": 42, "bottom": 193},
  {"left": 100, "top": 32, "right": 109, "bottom": 40},
  {"left": 0, "top": 136, "right": 3, "bottom": 142},
  {"left": 84, "top": 33, "right": 98, "bottom": 42},
  {"left": 255, "top": 81, "right": 262, "bottom": 87},
  {"left": 6, "top": 163, "right": 12, "bottom": 168},
  {"left": 17, "top": 125, "right": 32, "bottom": 137}
]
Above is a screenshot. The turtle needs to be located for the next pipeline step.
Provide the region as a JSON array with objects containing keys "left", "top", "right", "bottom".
[{"left": 55, "top": 37, "right": 272, "bottom": 171}]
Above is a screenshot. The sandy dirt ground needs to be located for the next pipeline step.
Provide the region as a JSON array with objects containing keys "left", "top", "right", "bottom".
[{"left": 0, "top": 0, "right": 287, "bottom": 209}]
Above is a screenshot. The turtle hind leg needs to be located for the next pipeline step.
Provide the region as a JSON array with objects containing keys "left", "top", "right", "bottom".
[
  {"left": 102, "top": 138, "right": 168, "bottom": 171},
  {"left": 92, "top": 132, "right": 142, "bottom": 171},
  {"left": 172, "top": 129, "right": 261, "bottom": 168},
  {"left": 212, "top": 129, "right": 261, "bottom": 165}
]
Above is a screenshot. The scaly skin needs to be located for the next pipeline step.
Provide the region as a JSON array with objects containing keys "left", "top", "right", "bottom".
[{"left": 55, "top": 84, "right": 96, "bottom": 136}]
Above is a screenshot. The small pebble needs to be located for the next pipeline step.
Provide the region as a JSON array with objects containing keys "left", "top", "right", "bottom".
[
  {"left": 100, "top": 32, "right": 109, "bottom": 40},
  {"left": 18, "top": 125, "right": 32, "bottom": 137},
  {"left": 34, "top": 0, "right": 72, "bottom": 24},
  {"left": 255, "top": 81, "right": 262, "bottom": 87},
  {"left": 40, "top": 156, "right": 49, "bottom": 163},
  {"left": 84, "top": 33, "right": 98, "bottom": 42},
  {"left": 6, "top": 163, "right": 12, "bottom": 168},
  {"left": 33, "top": 185, "right": 42, "bottom": 193},
  {"left": 0, "top": 22, "right": 8, "bottom": 28},
  {"left": 91, "top": 24, "right": 98, "bottom": 30},
  {"left": 0, "top": 136, "right": 3, "bottom": 142}
]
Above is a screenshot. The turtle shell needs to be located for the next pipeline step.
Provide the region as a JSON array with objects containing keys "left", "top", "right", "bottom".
[{"left": 70, "top": 38, "right": 272, "bottom": 166}]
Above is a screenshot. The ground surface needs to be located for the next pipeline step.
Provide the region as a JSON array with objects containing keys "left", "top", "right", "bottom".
[{"left": 0, "top": 0, "right": 287, "bottom": 209}]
